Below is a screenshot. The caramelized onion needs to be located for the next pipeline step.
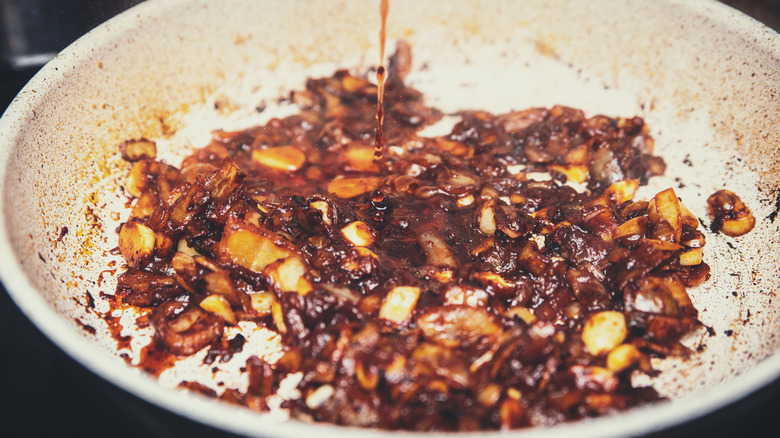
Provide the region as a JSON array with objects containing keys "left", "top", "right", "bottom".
[{"left": 151, "top": 300, "right": 225, "bottom": 356}]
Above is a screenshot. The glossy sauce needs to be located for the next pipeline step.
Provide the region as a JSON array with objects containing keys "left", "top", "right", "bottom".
[{"left": 111, "top": 43, "right": 718, "bottom": 432}]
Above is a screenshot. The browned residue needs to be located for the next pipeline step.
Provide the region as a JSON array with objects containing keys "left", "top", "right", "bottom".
[
  {"left": 234, "top": 33, "right": 250, "bottom": 45},
  {"left": 101, "top": 292, "right": 151, "bottom": 361},
  {"left": 75, "top": 317, "right": 97, "bottom": 335},
  {"left": 533, "top": 38, "right": 560, "bottom": 60},
  {"left": 75, "top": 203, "right": 103, "bottom": 261},
  {"left": 97, "top": 268, "right": 117, "bottom": 287},
  {"left": 54, "top": 225, "right": 68, "bottom": 247},
  {"left": 138, "top": 342, "right": 180, "bottom": 377}
]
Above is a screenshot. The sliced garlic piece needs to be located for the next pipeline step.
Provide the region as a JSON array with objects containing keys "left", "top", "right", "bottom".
[
  {"left": 582, "top": 311, "right": 627, "bottom": 356},
  {"left": 118, "top": 220, "right": 156, "bottom": 268},
  {"left": 341, "top": 221, "right": 376, "bottom": 247},
  {"left": 251, "top": 145, "right": 306, "bottom": 171},
  {"left": 199, "top": 294, "right": 236, "bottom": 325},
  {"left": 379, "top": 286, "right": 421, "bottom": 324}
]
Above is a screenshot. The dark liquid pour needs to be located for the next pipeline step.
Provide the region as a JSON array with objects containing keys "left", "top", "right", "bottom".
[
  {"left": 374, "top": 66, "right": 386, "bottom": 159},
  {"left": 374, "top": 0, "right": 389, "bottom": 159}
]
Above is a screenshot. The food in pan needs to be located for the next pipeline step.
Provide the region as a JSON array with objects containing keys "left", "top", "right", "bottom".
[
  {"left": 707, "top": 189, "right": 755, "bottom": 237},
  {"left": 110, "top": 45, "right": 749, "bottom": 430}
]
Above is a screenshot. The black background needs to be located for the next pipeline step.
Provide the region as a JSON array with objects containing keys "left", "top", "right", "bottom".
[{"left": 1, "top": 1, "right": 779, "bottom": 437}]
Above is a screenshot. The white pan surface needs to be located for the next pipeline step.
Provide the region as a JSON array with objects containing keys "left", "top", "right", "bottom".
[{"left": 1, "top": 0, "right": 779, "bottom": 436}]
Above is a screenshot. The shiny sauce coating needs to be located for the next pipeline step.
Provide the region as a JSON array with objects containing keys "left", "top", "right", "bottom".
[{"left": 113, "top": 45, "right": 714, "bottom": 431}]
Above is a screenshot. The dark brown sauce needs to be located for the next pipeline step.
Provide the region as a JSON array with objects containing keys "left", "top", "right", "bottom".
[{"left": 109, "top": 43, "right": 723, "bottom": 431}]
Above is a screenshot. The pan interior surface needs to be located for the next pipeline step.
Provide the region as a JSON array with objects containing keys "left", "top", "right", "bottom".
[{"left": 0, "top": 0, "right": 778, "bottom": 436}]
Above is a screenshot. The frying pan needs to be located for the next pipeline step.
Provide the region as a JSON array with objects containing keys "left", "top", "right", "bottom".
[{"left": 1, "top": 0, "right": 779, "bottom": 436}]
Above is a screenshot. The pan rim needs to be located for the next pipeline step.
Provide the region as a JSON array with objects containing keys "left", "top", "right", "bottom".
[{"left": 1, "top": 0, "right": 778, "bottom": 436}]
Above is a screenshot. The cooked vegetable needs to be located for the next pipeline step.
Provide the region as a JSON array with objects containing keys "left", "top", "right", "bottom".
[
  {"left": 340, "top": 221, "right": 376, "bottom": 247},
  {"left": 120, "top": 138, "right": 157, "bottom": 161},
  {"left": 582, "top": 311, "right": 628, "bottom": 356},
  {"left": 327, "top": 176, "right": 382, "bottom": 199},
  {"left": 707, "top": 189, "right": 756, "bottom": 237},
  {"left": 378, "top": 286, "right": 421, "bottom": 324},
  {"left": 251, "top": 145, "right": 306, "bottom": 171},
  {"left": 151, "top": 300, "right": 224, "bottom": 356},
  {"left": 118, "top": 220, "right": 156, "bottom": 268}
]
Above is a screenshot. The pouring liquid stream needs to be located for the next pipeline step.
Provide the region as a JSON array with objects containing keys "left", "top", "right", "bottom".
[{"left": 374, "top": 0, "right": 389, "bottom": 160}]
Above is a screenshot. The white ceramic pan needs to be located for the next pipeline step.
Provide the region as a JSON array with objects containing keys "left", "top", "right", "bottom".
[{"left": 1, "top": 0, "right": 779, "bottom": 436}]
